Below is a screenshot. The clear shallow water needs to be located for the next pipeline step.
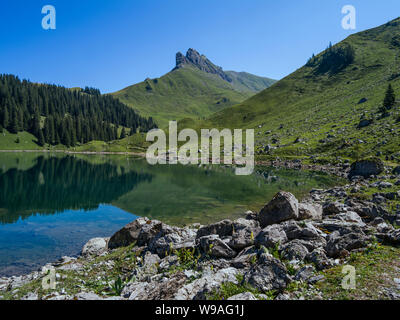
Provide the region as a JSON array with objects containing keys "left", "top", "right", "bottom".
[{"left": 0, "top": 153, "right": 342, "bottom": 276}]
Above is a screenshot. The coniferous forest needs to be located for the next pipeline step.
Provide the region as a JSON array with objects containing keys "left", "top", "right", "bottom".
[{"left": 0, "top": 74, "right": 157, "bottom": 147}]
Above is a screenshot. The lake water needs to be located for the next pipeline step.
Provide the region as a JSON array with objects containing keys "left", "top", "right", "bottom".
[{"left": 0, "top": 153, "right": 341, "bottom": 276}]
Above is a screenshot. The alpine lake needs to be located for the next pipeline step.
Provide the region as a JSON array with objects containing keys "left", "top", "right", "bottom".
[{"left": 0, "top": 152, "right": 343, "bottom": 276}]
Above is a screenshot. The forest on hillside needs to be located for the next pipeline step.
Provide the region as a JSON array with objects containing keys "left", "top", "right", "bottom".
[{"left": 0, "top": 75, "right": 157, "bottom": 147}]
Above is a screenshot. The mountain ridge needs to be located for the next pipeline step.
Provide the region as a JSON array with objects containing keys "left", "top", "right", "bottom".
[
  {"left": 112, "top": 49, "right": 276, "bottom": 127},
  {"left": 203, "top": 17, "right": 400, "bottom": 161}
]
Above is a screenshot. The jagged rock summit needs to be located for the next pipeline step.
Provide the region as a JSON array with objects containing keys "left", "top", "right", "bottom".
[{"left": 174, "top": 48, "right": 232, "bottom": 82}]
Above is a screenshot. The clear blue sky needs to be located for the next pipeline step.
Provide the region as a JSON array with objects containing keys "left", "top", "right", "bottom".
[{"left": 1, "top": 0, "right": 399, "bottom": 93}]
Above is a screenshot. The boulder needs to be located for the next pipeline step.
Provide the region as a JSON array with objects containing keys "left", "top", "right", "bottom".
[
  {"left": 323, "top": 202, "right": 346, "bottom": 216},
  {"left": 108, "top": 217, "right": 150, "bottom": 249},
  {"left": 81, "top": 237, "right": 109, "bottom": 257},
  {"left": 294, "top": 265, "right": 316, "bottom": 282},
  {"left": 196, "top": 235, "right": 237, "bottom": 259},
  {"left": 228, "top": 218, "right": 260, "bottom": 251},
  {"left": 174, "top": 267, "right": 240, "bottom": 300},
  {"left": 148, "top": 227, "right": 196, "bottom": 257},
  {"left": 325, "top": 231, "right": 369, "bottom": 258},
  {"left": 255, "top": 224, "right": 288, "bottom": 249},
  {"left": 196, "top": 220, "right": 234, "bottom": 239},
  {"left": 306, "top": 248, "right": 332, "bottom": 270},
  {"left": 280, "top": 240, "right": 309, "bottom": 261},
  {"left": 357, "top": 119, "right": 372, "bottom": 128},
  {"left": 230, "top": 246, "right": 259, "bottom": 269},
  {"left": 298, "top": 202, "right": 323, "bottom": 220},
  {"left": 348, "top": 158, "right": 384, "bottom": 179},
  {"left": 242, "top": 253, "right": 290, "bottom": 292},
  {"left": 393, "top": 166, "right": 400, "bottom": 175},
  {"left": 258, "top": 192, "right": 299, "bottom": 227},
  {"left": 137, "top": 220, "right": 165, "bottom": 246},
  {"left": 281, "top": 221, "right": 324, "bottom": 241}
]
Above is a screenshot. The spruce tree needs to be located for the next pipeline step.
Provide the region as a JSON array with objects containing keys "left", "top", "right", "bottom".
[
  {"left": 120, "top": 127, "right": 126, "bottom": 139},
  {"left": 383, "top": 84, "right": 396, "bottom": 110},
  {"left": 37, "top": 129, "right": 45, "bottom": 146}
]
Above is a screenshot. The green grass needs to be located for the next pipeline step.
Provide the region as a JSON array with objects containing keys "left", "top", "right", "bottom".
[
  {"left": 0, "top": 130, "right": 42, "bottom": 150},
  {"left": 112, "top": 66, "right": 271, "bottom": 128},
  {"left": 316, "top": 244, "right": 400, "bottom": 300},
  {"left": 197, "top": 17, "right": 400, "bottom": 163}
]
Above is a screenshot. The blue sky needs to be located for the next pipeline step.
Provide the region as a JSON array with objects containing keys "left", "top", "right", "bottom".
[{"left": 1, "top": 0, "right": 399, "bottom": 93}]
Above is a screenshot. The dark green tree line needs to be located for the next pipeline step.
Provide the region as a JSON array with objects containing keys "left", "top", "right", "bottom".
[{"left": 0, "top": 74, "right": 157, "bottom": 146}]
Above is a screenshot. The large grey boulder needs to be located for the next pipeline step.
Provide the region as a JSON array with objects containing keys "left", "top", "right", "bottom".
[
  {"left": 137, "top": 219, "right": 165, "bottom": 246},
  {"left": 348, "top": 158, "right": 384, "bottom": 179},
  {"left": 280, "top": 240, "right": 309, "bottom": 261},
  {"left": 325, "top": 231, "right": 369, "bottom": 258},
  {"left": 243, "top": 253, "right": 290, "bottom": 292},
  {"left": 323, "top": 202, "right": 347, "bottom": 216},
  {"left": 255, "top": 224, "right": 288, "bottom": 249},
  {"left": 306, "top": 248, "right": 332, "bottom": 270},
  {"left": 174, "top": 267, "right": 240, "bottom": 300},
  {"left": 258, "top": 192, "right": 299, "bottom": 227},
  {"left": 196, "top": 235, "right": 237, "bottom": 259},
  {"left": 298, "top": 202, "right": 323, "bottom": 220},
  {"left": 81, "top": 237, "right": 109, "bottom": 257},
  {"left": 230, "top": 246, "right": 259, "bottom": 269},
  {"left": 148, "top": 227, "right": 196, "bottom": 257},
  {"left": 228, "top": 218, "right": 261, "bottom": 251},
  {"left": 196, "top": 220, "right": 234, "bottom": 239},
  {"left": 108, "top": 217, "right": 150, "bottom": 249},
  {"left": 281, "top": 221, "right": 324, "bottom": 241}
]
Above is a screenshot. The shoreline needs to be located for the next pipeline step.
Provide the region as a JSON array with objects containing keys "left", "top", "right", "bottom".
[
  {"left": 0, "top": 149, "right": 346, "bottom": 178},
  {"left": 1, "top": 159, "right": 399, "bottom": 300}
]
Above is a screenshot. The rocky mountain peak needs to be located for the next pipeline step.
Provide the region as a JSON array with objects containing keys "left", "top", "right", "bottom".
[{"left": 174, "top": 48, "right": 232, "bottom": 82}]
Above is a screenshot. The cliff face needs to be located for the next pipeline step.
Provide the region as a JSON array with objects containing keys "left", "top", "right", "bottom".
[{"left": 174, "top": 48, "right": 232, "bottom": 82}]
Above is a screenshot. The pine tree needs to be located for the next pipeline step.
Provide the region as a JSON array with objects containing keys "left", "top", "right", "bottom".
[
  {"left": 383, "top": 84, "right": 396, "bottom": 110},
  {"left": 9, "top": 108, "right": 19, "bottom": 133},
  {"left": 37, "top": 129, "right": 45, "bottom": 146},
  {"left": 120, "top": 127, "right": 126, "bottom": 139},
  {"left": 1, "top": 106, "right": 8, "bottom": 129}
]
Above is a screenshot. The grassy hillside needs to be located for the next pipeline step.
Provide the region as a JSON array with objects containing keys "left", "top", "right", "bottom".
[
  {"left": 112, "top": 66, "right": 254, "bottom": 128},
  {"left": 0, "top": 130, "right": 42, "bottom": 150},
  {"left": 204, "top": 18, "right": 400, "bottom": 163},
  {"left": 225, "top": 71, "right": 276, "bottom": 93}
]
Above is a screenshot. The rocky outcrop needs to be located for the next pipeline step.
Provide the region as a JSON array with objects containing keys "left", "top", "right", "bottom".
[{"left": 174, "top": 48, "right": 232, "bottom": 82}]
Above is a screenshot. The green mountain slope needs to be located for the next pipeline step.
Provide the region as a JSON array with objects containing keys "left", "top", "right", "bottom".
[
  {"left": 225, "top": 71, "right": 276, "bottom": 93},
  {"left": 207, "top": 18, "right": 400, "bottom": 162},
  {"left": 112, "top": 49, "right": 276, "bottom": 128}
]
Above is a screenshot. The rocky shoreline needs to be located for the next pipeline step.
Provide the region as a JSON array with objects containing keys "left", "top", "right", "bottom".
[{"left": 1, "top": 159, "right": 400, "bottom": 300}]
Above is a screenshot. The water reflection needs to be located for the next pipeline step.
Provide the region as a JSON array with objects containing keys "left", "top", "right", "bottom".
[{"left": 0, "top": 155, "right": 152, "bottom": 224}]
